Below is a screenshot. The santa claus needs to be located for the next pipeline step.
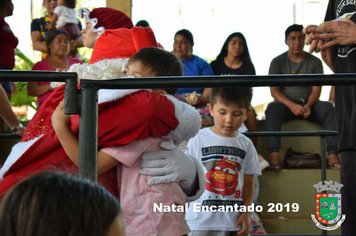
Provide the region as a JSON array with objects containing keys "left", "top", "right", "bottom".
[{"left": 0, "top": 26, "right": 205, "bottom": 200}]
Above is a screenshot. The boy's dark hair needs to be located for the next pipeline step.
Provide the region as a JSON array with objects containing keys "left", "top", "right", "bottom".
[
  {"left": 210, "top": 87, "right": 253, "bottom": 109},
  {"left": 128, "top": 47, "right": 182, "bottom": 95},
  {"left": 0, "top": 171, "right": 120, "bottom": 236},
  {"left": 65, "top": 0, "right": 76, "bottom": 9},
  {"left": 285, "top": 24, "right": 304, "bottom": 39}
]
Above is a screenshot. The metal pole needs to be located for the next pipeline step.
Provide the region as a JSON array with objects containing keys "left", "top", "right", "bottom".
[
  {"left": 64, "top": 77, "right": 79, "bottom": 114},
  {"left": 320, "top": 135, "right": 327, "bottom": 183},
  {"left": 320, "top": 135, "right": 327, "bottom": 236},
  {"left": 78, "top": 86, "right": 98, "bottom": 182},
  {"left": 80, "top": 73, "right": 356, "bottom": 90}
]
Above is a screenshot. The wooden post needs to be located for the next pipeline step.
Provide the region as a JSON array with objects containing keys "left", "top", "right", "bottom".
[{"left": 105, "top": 0, "right": 132, "bottom": 18}]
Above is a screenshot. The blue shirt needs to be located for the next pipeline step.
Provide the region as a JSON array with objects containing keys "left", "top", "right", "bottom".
[{"left": 176, "top": 55, "right": 214, "bottom": 95}]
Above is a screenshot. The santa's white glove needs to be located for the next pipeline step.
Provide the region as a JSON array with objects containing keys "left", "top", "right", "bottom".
[{"left": 140, "top": 141, "right": 198, "bottom": 196}]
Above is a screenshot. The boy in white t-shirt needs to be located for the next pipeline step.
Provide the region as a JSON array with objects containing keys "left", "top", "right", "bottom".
[{"left": 185, "top": 87, "right": 261, "bottom": 236}]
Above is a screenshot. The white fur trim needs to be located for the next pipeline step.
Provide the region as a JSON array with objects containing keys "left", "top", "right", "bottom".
[
  {"left": 51, "top": 58, "right": 130, "bottom": 89},
  {"left": 162, "top": 95, "right": 201, "bottom": 145},
  {"left": 184, "top": 156, "right": 207, "bottom": 202},
  {"left": 0, "top": 136, "right": 43, "bottom": 179},
  {"left": 71, "top": 58, "right": 129, "bottom": 81},
  {"left": 98, "top": 88, "right": 142, "bottom": 104},
  {"left": 77, "top": 7, "right": 105, "bottom": 34}
]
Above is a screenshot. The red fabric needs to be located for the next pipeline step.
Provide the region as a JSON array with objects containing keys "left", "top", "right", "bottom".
[
  {"left": 0, "top": 86, "right": 179, "bottom": 197},
  {"left": 89, "top": 27, "right": 158, "bottom": 64},
  {"left": 89, "top": 7, "right": 133, "bottom": 31},
  {"left": 131, "top": 27, "right": 158, "bottom": 53},
  {"left": 0, "top": 17, "right": 18, "bottom": 69}
]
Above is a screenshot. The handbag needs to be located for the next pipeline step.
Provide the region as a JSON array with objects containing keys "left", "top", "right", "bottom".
[{"left": 284, "top": 147, "right": 321, "bottom": 169}]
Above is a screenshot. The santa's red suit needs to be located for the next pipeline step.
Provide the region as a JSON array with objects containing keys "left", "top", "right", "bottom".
[{"left": 0, "top": 84, "right": 180, "bottom": 197}]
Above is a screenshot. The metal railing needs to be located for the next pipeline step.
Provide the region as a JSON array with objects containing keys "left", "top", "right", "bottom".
[
  {"left": 2, "top": 72, "right": 353, "bottom": 180},
  {"left": 77, "top": 73, "right": 355, "bottom": 182},
  {"left": 1, "top": 71, "right": 353, "bottom": 236}
]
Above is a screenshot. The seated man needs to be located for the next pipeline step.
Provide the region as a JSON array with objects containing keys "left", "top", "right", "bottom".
[{"left": 265, "top": 24, "right": 340, "bottom": 171}]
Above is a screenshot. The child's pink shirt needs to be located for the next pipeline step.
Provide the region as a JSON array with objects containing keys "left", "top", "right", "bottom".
[{"left": 101, "top": 137, "right": 190, "bottom": 236}]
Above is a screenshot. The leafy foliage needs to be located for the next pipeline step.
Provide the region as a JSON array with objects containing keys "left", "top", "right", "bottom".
[{"left": 12, "top": 49, "right": 38, "bottom": 111}]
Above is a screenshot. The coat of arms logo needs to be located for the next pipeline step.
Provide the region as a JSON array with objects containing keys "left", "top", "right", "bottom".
[{"left": 311, "top": 181, "right": 346, "bottom": 230}]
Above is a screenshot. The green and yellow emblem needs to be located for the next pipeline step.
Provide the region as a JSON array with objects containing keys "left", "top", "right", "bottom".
[{"left": 311, "top": 181, "right": 346, "bottom": 231}]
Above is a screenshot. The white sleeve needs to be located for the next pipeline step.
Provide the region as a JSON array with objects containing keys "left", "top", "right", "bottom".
[
  {"left": 53, "top": 6, "right": 64, "bottom": 15},
  {"left": 244, "top": 142, "right": 261, "bottom": 176}
]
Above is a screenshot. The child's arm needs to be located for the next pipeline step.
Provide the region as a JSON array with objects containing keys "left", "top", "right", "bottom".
[
  {"left": 52, "top": 101, "right": 120, "bottom": 174},
  {"left": 235, "top": 174, "right": 254, "bottom": 236},
  {"left": 46, "top": 13, "right": 58, "bottom": 30}
]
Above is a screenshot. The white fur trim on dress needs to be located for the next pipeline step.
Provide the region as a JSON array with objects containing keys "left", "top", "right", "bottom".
[
  {"left": 163, "top": 95, "right": 201, "bottom": 145},
  {"left": 0, "top": 135, "right": 42, "bottom": 179}
]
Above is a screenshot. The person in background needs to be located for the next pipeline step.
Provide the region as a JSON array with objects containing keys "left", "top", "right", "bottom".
[
  {"left": 173, "top": 29, "right": 214, "bottom": 125},
  {"left": 78, "top": 7, "right": 133, "bottom": 49},
  {"left": 0, "top": 0, "right": 20, "bottom": 152},
  {"left": 0, "top": 86, "right": 25, "bottom": 136},
  {"left": 31, "top": 0, "right": 82, "bottom": 59},
  {"left": 27, "top": 29, "right": 83, "bottom": 108},
  {"left": 265, "top": 24, "right": 339, "bottom": 171},
  {"left": 0, "top": 0, "right": 17, "bottom": 95},
  {"left": 0, "top": 171, "right": 125, "bottom": 236},
  {"left": 185, "top": 87, "right": 261, "bottom": 236},
  {"left": 45, "top": 0, "right": 83, "bottom": 61},
  {"left": 303, "top": 2, "right": 356, "bottom": 234},
  {"left": 135, "top": 19, "right": 149, "bottom": 27}
]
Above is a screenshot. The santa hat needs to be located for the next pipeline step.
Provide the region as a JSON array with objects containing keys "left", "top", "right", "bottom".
[
  {"left": 89, "top": 27, "right": 158, "bottom": 64},
  {"left": 78, "top": 7, "right": 133, "bottom": 34},
  {"left": 59, "top": 27, "right": 159, "bottom": 83}
]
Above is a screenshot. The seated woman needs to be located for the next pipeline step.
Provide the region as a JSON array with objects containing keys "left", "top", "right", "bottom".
[
  {"left": 173, "top": 29, "right": 214, "bottom": 125},
  {"left": 26, "top": 29, "right": 83, "bottom": 108}
]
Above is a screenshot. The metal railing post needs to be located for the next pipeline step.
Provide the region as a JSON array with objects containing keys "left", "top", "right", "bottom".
[
  {"left": 320, "top": 134, "right": 327, "bottom": 236},
  {"left": 78, "top": 84, "right": 98, "bottom": 182},
  {"left": 64, "top": 77, "right": 79, "bottom": 114},
  {"left": 318, "top": 131, "right": 328, "bottom": 183}
]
